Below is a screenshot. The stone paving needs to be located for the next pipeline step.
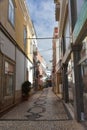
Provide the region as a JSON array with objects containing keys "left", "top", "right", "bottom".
[{"left": 0, "top": 88, "right": 86, "bottom": 130}]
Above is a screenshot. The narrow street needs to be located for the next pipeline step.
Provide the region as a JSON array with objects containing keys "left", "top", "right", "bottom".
[
  {"left": 1, "top": 0, "right": 87, "bottom": 129},
  {"left": 0, "top": 88, "right": 85, "bottom": 130}
]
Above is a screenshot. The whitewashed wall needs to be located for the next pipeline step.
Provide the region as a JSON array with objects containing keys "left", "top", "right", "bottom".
[
  {"left": 16, "top": 48, "right": 25, "bottom": 90},
  {"left": 26, "top": 58, "right": 33, "bottom": 85}
]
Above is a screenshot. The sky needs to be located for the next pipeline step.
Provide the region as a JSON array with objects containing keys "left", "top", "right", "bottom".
[{"left": 26, "top": 0, "right": 57, "bottom": 64}]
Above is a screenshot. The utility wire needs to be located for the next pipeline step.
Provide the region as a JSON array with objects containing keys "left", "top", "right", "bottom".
[
  {"left": 38, "top": 48, "right": 53, "bottom": 52},
  {"left": 38, "top": 46, "right": 60, "bottom": 52},
  {"left": 26, "top": 36, "right": 72, "bottom": 40},
  {"left": 28, "top": 49, "right": 52, "bottom": 54},
  {"left": 28, "top": 46, "right": 60, "bottom": 54},
  {"left": 26, "top": 37, "right": 56, "bottom": 40}
]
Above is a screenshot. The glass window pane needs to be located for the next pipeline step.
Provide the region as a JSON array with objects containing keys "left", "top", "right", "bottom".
[
  {"left": 24, "top": 27, "right": 27, "bottom": 44},
  {"left": 4, "top": 61, "right": 14, "bottom": 97},
  {"left": 76, "top": 0, "right": 84, "bottom": 17},
  {"left": 8, "top": 0, "right": 15, "bottom": 26},
  {"left": 4, "top": 75, "right": 13, "bottom": 96}
]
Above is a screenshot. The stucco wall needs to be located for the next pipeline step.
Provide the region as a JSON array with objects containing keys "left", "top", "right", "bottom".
[
  {"left": 26, "top": 58, "right": 33, "bottom": 84},
  {"left": 16, "top": 48, "right": 25, "bottom": 90}
]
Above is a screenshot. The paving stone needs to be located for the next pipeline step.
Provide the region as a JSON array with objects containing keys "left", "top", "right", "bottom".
[{"left": 0, "top": 88, "right": 86, "bottom": 130}]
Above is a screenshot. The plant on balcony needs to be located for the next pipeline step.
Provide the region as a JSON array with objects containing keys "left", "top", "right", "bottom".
[{"left": 22, "top": 81, "right": 31, "bottom": 100}]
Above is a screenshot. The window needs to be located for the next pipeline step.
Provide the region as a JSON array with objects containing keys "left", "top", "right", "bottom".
[
  {"left": 4, "top": 61, "right": 14, "bottom": 97},
  {"left": 8, "top": 0, "right": 15, "bottom": 26},
  {"left": 24, "top": 27, "right": 27, "bottom": 45},
  {"left": 81, "top": 37, "right": 87, "bottom": 58},
  {"left": 64, "top": 14, "right": 70, "bottom": 51},
  {"left": 76, "top": 0, "right": 84, "bottom": 18}
]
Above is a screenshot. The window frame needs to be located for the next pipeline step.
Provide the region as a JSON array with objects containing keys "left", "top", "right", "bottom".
[
  {"left": 8, "top": 0, "right": 15, "bottom": 27},
  {"left": 76, "top": 0, "right": 84, "bottom": 18},
  {"left": 4, "top": 59, "right": 15, "bottom": 98},
  {"left": 24, "top": 26, "right": 27, "bottom": 47}
]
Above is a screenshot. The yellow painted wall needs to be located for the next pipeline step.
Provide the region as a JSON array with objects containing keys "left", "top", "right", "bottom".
[
  {"left": 0, "top": 0, "right": 33, "bottom": 62},
  {"left": 15, "top": 0, "right": 33, "bottom": 62},
  {"left": 15, "top": 0, "right": 26, "bottom": 51},
  {"left": 27, "top": 25, "right": 33, "bottom": 62},
  {"left": 0, "top": 0, "right": 15, "bottom": 39}
]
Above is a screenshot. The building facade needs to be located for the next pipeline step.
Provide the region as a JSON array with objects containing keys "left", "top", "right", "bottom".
[
  {"left": 54, "top": 0, "right": 87, "bottom": 121},
  {"left": 34, "top": 51, "right": 47, "bottom": 90},
  {"left": 52, "top": 27, "right": 57, "bottom": 93},
  {"left": 0, "top": 0, "right": 35, "bottom": 113}
]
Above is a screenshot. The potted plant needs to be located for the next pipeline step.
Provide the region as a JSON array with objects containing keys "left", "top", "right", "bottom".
[{"left": 22, "top": 81, "right": 31, "bottom": 100}]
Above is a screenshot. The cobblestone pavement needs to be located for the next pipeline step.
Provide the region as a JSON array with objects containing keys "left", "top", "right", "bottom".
[{"left": 0, "top": 88, "right": 86, "bottom": 130}]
